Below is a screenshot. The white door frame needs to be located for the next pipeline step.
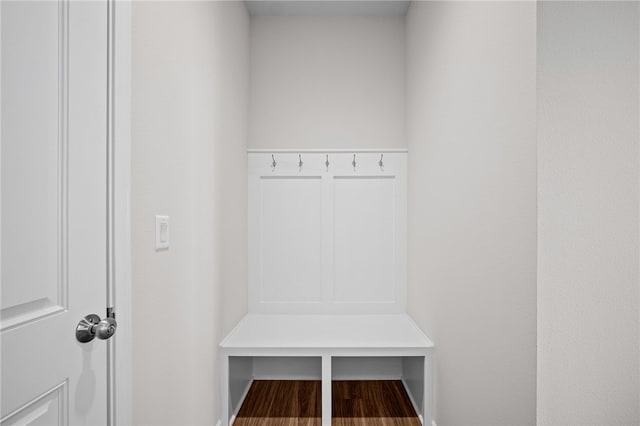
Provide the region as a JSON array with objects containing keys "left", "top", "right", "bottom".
[{"left": 113, "top": 1, "right": 132, "bottom": 424}]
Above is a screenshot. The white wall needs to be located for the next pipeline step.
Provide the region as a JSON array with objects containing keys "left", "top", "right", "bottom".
[
  {"left": 131, "top": 2, "right": 249, "bottom": 424},
  {"left": 215, "top": 7, "right": 250, "bottom": 338},
  {"left": 249, "top": 16, "right": 405, "bottom": 149},
  {"left": 406, "top": 2, "right": 537, "bottom": 425},
  {"left": 129, "top": 3, "right": 640, "bottom": 425},
  {"left": 537, "top": 2, "right": 640, "bottom": 424}
]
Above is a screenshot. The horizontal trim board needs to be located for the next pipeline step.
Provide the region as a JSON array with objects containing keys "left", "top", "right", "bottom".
[
  {"left": 333, "top": 175, "right": 396, "bottom": 180},
  {"left": 248, "top": 148, "right": 408, "bottom": 154},
  {"left": 260, "top": 175, "right": 322, "bottom": 180},
  {"left": 221, "top": 348, "right": 431, "bottom": 357}
]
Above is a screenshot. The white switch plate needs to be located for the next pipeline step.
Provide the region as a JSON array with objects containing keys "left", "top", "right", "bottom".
[{"left": 155, "top": 215, "right": 169, "bottom": 250}]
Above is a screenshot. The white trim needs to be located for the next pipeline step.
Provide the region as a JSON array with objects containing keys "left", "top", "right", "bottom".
[
  {"left": 106, "top": 0, "right": 116, "bottom": 423},
  {"left": 401, "top": 378, "right": 423, "bottom": 424},
  {"left": 0, "top": 0, "right": 3, "bottom": 330},
  {"left": 114, "top": 1, "right": 132, "bottom": 425},
  {"left": 247, "top": 148, "right": 408, "bottom": 154},
  {"left": 229, "top": 379, "right": 253, "bottom": 425},
  {"left": 321, "top": 355, "right": 332, "bottom": 426}
]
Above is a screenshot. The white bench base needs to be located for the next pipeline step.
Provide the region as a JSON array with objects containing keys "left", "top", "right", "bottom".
[{"left": 219, "top": 314, "right": 435, "bottom": 426}]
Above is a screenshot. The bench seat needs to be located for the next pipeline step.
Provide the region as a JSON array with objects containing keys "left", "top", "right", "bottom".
[
  {"left": 219, "top": 314, "right": 435, "bottom": 426},
  {"left": 221, "top": 314, "right": 433, "bottom": 350}
]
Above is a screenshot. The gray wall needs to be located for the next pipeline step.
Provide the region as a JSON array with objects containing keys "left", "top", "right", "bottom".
[
  {"left": 537, "top": 2, "right": 640, "bottom": 424},
  {"left": 406, "top": 2, "right": 537, "bottom": 424},
  {"left": 249, "top": 16, "right": 406, "bottom": 149},
  {"left": 131, "top": 2, "right": 249, "bottom": 424}
]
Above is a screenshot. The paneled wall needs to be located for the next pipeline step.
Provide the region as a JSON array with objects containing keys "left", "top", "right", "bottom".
[{"left": 248, "top": 151, "right": 406, "bottom": 314}]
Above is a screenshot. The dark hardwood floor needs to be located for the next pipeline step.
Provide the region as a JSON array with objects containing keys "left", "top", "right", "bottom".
[
  {"left": 332, "top": 380, "right": 421, "bottom": 426},
  {"left": 234, "top": 380, "right": 321, "bottom": 426},
  {"left": 233, "top": 380, "right": 421, "bottom": 426}
]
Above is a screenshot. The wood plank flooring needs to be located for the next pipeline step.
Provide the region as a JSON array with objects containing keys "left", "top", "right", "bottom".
[
  {"left": 332, "top": 380, "right": 421, "bottom": 426},
  {"left": 234, "top": 380, "right": 321, "bottom": 426},
  {"left": 233, "top": 380, "right": 421, "bottom": 426}
]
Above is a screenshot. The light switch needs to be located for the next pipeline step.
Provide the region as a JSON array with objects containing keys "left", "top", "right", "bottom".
[{"left": 155, "top": 215, "right": 169, "bottom": 250}]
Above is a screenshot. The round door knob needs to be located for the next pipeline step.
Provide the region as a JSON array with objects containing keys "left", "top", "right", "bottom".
[
  {"left": 94, "top": 317, "right": 117, "bottom": 340},
  {"left": 76, "top": 314, "right": 117, "bottom": 343}
]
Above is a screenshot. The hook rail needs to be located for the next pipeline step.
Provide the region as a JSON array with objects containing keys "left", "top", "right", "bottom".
[{"left": 265, "top": 152, "right": 390, "bottom": 172}]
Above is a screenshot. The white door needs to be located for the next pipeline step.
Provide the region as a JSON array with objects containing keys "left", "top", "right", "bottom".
[{"left": 1, "top": 1, "right": 111, "bottom": 424}]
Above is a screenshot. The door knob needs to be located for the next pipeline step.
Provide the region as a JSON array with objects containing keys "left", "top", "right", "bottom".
[{"left": 76, "top": 314, "right": 117, "bottom": 343}]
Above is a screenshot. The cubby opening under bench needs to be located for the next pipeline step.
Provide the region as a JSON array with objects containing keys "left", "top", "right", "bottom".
[{"left": 219, "top": 151, "right": 435, "bottom": 426}]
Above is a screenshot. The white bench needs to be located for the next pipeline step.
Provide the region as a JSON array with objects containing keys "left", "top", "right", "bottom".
[
  {"left": 225, "top": 152, "right": 436, "bottom": 425},
  {"left": 219, "top": 313, "right": 434, "bottom": 426}
]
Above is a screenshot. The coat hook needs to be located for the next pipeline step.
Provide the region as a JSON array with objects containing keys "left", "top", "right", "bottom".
[
  {"left": 379, "top": 154, "right": 384, "bottom": 172},
  {"left": 298, "top": 154, "right": 303, "bottom": 172},
  {"left": 352, "top": 154, "right": 356, "bottom": 172},
  {"left": 271, "top": 154, "right": 277, "bottom": 172},
  {"left": 325, "top": 154, "right": 330, "bottom": 172}
]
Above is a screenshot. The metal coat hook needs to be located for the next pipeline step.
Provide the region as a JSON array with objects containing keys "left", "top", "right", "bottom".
[
  {"left": 271, "top": 154, "right": 277, "bottom": 172},
  {"left": 325, "top": 155, "right": 330, "bottom": 172},
  {"left": 379, "top": 154, "right": 384, "bottom": 172},
  {"left": 352, "top": 154, "right": 357, "bottom": 172},
  {"left": 298, "top": 154, "right": 303, "bottom": 172}
]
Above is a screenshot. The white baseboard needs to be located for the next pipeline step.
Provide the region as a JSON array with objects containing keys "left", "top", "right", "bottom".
[
  {"left": 401, "top": 378, "right": 422, "bottom": 421},
  {"left": 229, "top": 379, "right": 254, "bottom": 426},
  {"left": 400, "top": 378, "right": 436, "bottom": 426},
  {"left": 216, "top": 378, "right": 250, "bottom": 426}
]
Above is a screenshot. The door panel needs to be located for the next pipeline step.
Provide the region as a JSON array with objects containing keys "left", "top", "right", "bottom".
[
  {"left": 1, "top": 1, "right": 109, "bottom": 424},
  {"left": 2, "top": 381, "right": 67, "bottom": 426},
  {"left": 1, "top": 0, "right": 66, "bottom": 329}
]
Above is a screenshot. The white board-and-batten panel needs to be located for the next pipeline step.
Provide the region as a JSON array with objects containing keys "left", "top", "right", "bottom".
[{"left": 248, "top": 150, "right": 407, "bottom": 314}]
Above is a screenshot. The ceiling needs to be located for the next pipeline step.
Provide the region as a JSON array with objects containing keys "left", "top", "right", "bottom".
[{"left": 245, "top": 1, "right": 411, "bottom": 17}]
